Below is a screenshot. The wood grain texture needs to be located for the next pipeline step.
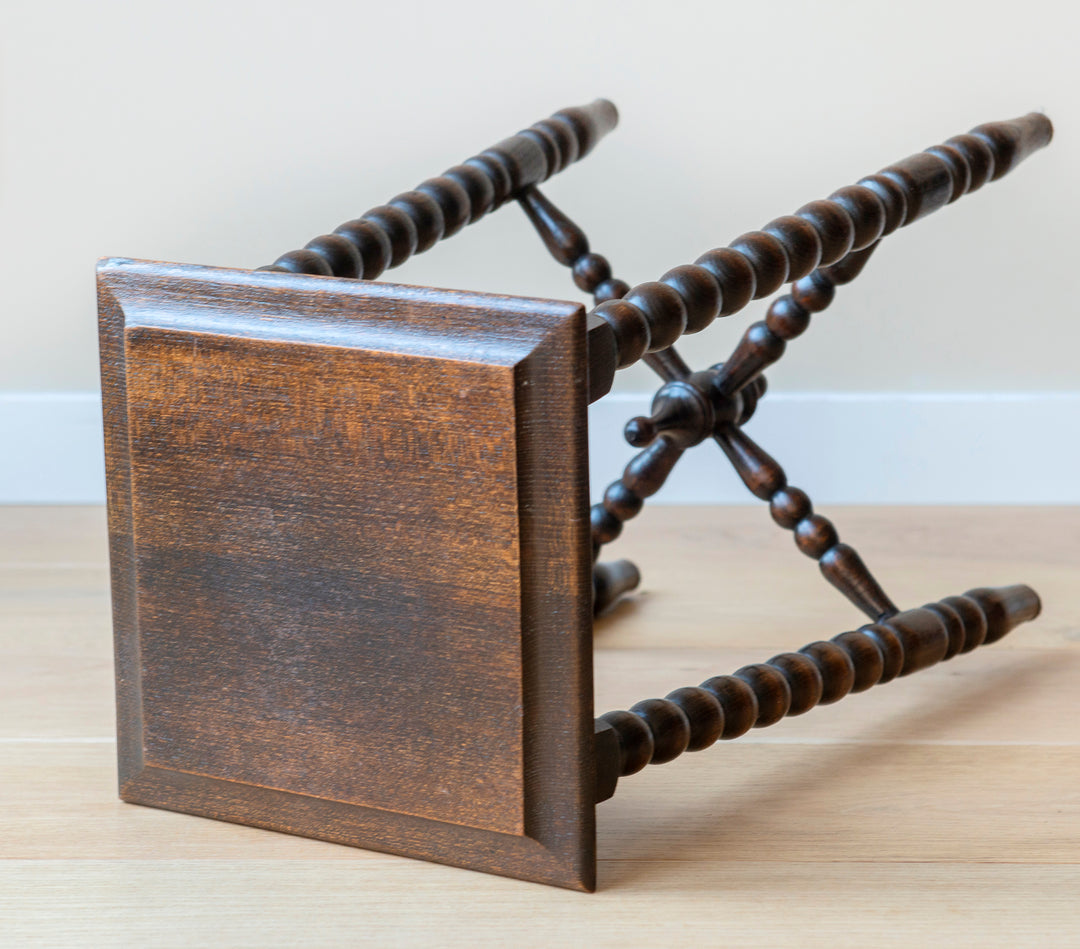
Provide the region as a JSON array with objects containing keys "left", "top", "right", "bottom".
[
  {"left": 264, "top": 99, "right": 618, "bottom": 281},
  {"left": 597, "top": 586, "right": 1040, "bottom": 789},
  {"left": 97, "top": 260, "right": 595, "bottom": 890},
  {"left": 590, "top": 113, "right": 1052, "bottom": 371},
  {"left": 541, "top": 111, "right": 1054, "bottom": 623},
  {"left": 3, "top": 862, "right": 1079, "bottom": 949},
  {"left": 1, "top": 505, "right": 1078, "bottom": 945}
]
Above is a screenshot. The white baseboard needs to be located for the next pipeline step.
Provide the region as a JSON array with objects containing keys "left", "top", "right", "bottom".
[
  {"left": 2, "top": 391, "right": 1077, "bottom": 505},
  {"left": 0, "top": 394, "right": 106, "bottom": 504}
]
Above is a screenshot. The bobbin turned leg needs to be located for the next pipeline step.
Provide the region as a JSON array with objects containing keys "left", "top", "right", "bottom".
[
  {"left": 523, "top": 114, "right": 1055, "bottom": 621},
  {"left": 593, "top": 560, "right": 642, "bottom": 616},
  {"left": 261, "top": 99, "right": 620, "bottom": 281},
  {"left": 710, "top": 244, "right": 878, "bottom": 399},
  {"left": 583, "top": 114, "right": 1052, "bottom": 374},
  {"left": 595, "top": 584, "right": 1040, "bottom": 800}
]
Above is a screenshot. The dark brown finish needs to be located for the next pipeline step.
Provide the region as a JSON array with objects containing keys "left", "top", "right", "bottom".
[
  {"left": 516, "top": 185, "right": 641, "bottom": 608},
  {"left": 262, "top": 99, "right": 618, "bottom": 282},
  {"left": 518, "top": 187, "right": 630, "bottom": 306},
  {"left": 713, "top": 421, "right": 898, "bottom": 620},
  {"left": 592, "top": 559, "right": 641, "bottom": 616},
  {"left": 588, "top": 112, "right": 1051, "bottom": 370},
  {"left": 575, "top": 113, "right": 1051, "bottom": 621},
  {"left": 99, "top": 259, "right": 595, "bottom": 890},
  {"left": 99, "top": 100, "right": 1052, "bottom": 891},
  {"left": 596, "top": 585, "right": 1041, "bottom": 799}
]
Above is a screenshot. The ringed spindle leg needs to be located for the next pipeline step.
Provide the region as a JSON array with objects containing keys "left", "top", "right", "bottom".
[
  {"left": 260, "top": 99, "right": 619, "bottom": 280},
  {"left": 525, "top": 113, "right": 1052, "bottom": 620},
  {"left": 592, "top": 114, "right": 1051, "bottom": 374},
  {"left": 595, "top": 584, "right": 1040, "bottom": 799}
]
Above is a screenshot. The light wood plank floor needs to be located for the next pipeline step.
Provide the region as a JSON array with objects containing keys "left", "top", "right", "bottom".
[{"left": 3, "top": 506, "right": 1078, "bottom": 947}]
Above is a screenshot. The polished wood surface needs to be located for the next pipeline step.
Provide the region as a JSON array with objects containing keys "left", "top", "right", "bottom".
[
  {"left": 94, "top": 104, "right": 1055, "bottom": 889},
  {"left": 586, "top": 112, "right": 1052, "bottom": 371},
  {"left": 514, "top": 110, "right": 1053, "bottom": 631},
  {"left": 561, "top": 112, "right": 1053, "bottom": 622},
  {"left": 262, "top": 99, "right": 618, "bottom": 280},
  {"left": 3, "top": 505, "right": 1077, "bottom": 945},
  {"left": 597, "top": 585, "right": 1039, "bottom": 792},
  {"left": 97, "top": 260, "right": 595, "bottom": 889}
]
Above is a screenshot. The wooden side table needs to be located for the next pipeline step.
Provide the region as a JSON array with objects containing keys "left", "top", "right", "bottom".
[{"left": 98, "top": 99, "right": 1052, "bottom": 889}]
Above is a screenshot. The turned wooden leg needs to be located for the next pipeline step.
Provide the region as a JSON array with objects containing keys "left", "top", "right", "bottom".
[
  {"left": 585, "top": 114, "right": 1052, "bottom": 374},
  {"left": 711, "top": 243, "right": 878, "bottom": 398},
  {"left": 595, "top": 584, "right": 1040, "bottom": 799},
  {"left": 593, "top": 560, "right": 643, "bottom": 616}
]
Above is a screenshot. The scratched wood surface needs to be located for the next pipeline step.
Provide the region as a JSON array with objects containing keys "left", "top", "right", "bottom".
[{"left": 3, "top": 505, "right": 1078, "bottom": 947}]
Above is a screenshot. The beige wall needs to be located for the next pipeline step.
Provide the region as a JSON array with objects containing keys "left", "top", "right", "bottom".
[{"left": 1, "top": 0, "right": 1075, "bottom": 395}]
